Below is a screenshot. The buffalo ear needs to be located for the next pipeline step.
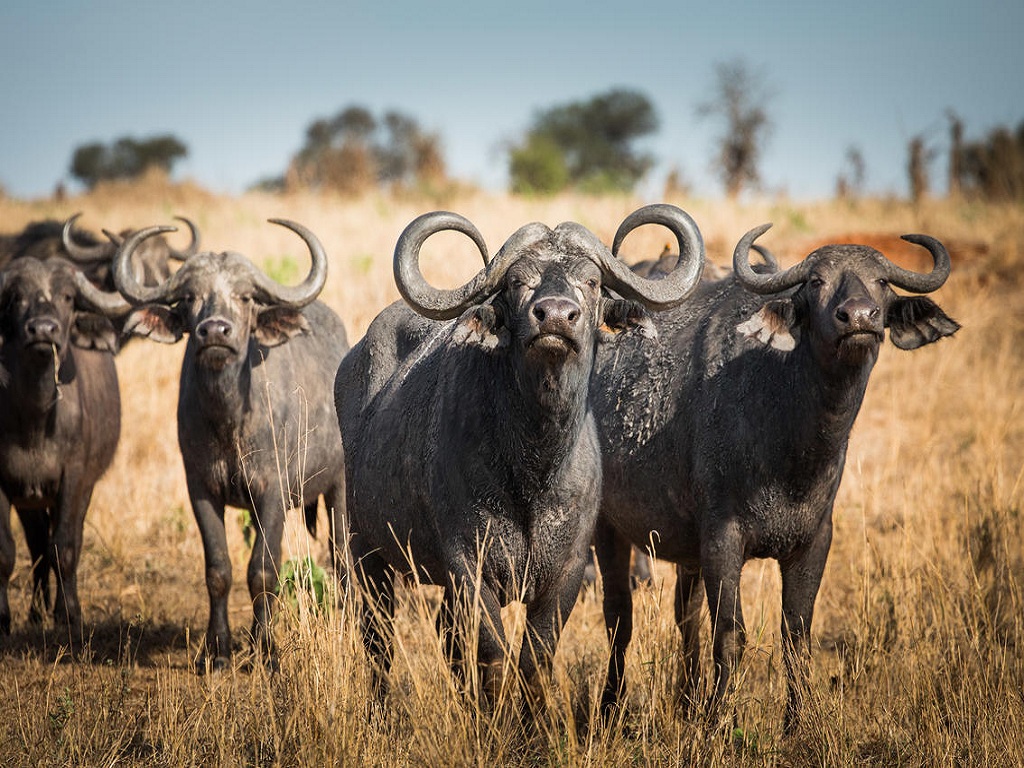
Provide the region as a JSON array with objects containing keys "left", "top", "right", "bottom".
[
  {"left": 123, "top": 305, "right": 184, "bottom": 344},
  {"left": 71, "top": 313, "right": 119, "bottom": 353},
  {"left": 737, "top": 298, "right": 800, "bottom": 352},
  {"left": 599, "top": 298, "right": 656, "bottom": 342},
  {"left": 887, "top": 295, "right": 960, "bottom": 350},
  {"left": 452, "top": 304, "right": 508, "bottom": 350},
  {"left": 254, "top": 306, "right": 310, "bottom": 347}
]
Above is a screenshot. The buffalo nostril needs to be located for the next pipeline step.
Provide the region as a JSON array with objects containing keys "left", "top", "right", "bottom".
[
  {"left": 533, "top": 297, "right": 581, "bottom": 326},
  {"left": 835, "top": 308, "right": 849, "bottom": 323},
  {"left": 26, "top": 318, "right": 58, "bottom": 338}
]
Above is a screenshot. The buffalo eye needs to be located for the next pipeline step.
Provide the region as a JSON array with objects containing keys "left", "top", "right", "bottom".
[
  {"left": 877, "top": 278, "right": 889, "bottom": 288},
  {"left": 808, "top": 275, "right": 824, "bottom": 288},
  {"left": 586, "top": 277, "right": 599, "bottom": 290}
]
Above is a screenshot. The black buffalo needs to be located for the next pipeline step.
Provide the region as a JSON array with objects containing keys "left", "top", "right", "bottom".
[
  {"left": 0, "top": 215, "right": 198, "bottom": 290},
  {"left": 114, "top": 220, "right": 348, "bottom": 669},
  {"left": 0, "top": 256, "right": 128, "bottom": 637},
  {"left": 62, "top": 213, "right": 200, "bottom": 288},
  {"left": 591, "top": 223, "right": 960, "bottom": 729},
  {"left": 335, "top": 205, "right": 705, "bottom": 706}
]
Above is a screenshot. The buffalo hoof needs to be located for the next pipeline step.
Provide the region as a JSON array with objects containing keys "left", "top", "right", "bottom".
[{"left": 196, "top": 654, "right": 231, "bottom": 675}]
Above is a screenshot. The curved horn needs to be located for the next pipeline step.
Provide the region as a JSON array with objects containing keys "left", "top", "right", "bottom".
[
  {"left": 249, "top": 219, "right": 328, "bottom": 308},
  {"left": 114, "top": 225, "right": 181, "bottom": 304},
  {"left": 169, "top": 216, "right": 200, "bottom": 261},
  {"left": 886, "top": 235, "right": 951, "bottom": 293},
  {"left": 62, "top": 214, "right": 115, "bottom": 263},
  {"left": 394, "top": 211, "right": 537, "bottom": 321},
  {"left": 750, "top": 243, "right": 779, "bottom": 272},
  {"left": 733, "top": 224, "right": 813, "bottom": 294},
  {"left": 601, "top": 204, "right": 705, "bottom": 309},
  {"left": 71, "top": 270, "right": 132, "bottom": 317}
]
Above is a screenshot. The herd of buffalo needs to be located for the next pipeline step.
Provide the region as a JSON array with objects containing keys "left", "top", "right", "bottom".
[{"left": 0, "top": 204, "right": 959, "bottom": 730}]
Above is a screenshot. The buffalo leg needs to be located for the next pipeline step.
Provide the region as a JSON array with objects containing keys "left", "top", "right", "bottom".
[
  {"left": 701, "top": 519, "right": 746, "bottom": 718},
  {"left": 520, "top": 556, "right": 586, "bottom": 714},
  {"left": 356, "top": 551, "right": 395, "bottom": 699},
  {"left": 15, "top": 507, "right": 51, "bottom": 624},
  {"left": 594, "top": 518, "right": 634, "bottom": 714},
  {"left": 472, "top": 583, "right": 511, "bottom": 708},
  {"left": 51, "top": 483, "right": 90, "bottom": 642},
  {"left": 437, "top": 579, "right": 468, "bottom": 690},
  {"left": 247, "top": 498, "right": 285, "bottom": 662},
  {"left": 674, "top": 564, "right": 704, "bottom": 712},
  {"left": 444, "top": 562, "right": 511, "bottom": 708},
  {"left": 0, "top": 495, "right": 13, "bottom": 635},
  {"left": 779, "top": 515, "right": 832, "bottom": 733},
  {"left": 189, "top": 490, "right": 232, "bottom": 670}
]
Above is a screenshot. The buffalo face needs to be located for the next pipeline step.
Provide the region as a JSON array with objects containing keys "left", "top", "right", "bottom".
[
  {"left": 0, "top": 258, "right": 124, "bottom": 362},
  {"left": 115, "top": 220, "right": 327, "bottom": 366},
  {"left": 734, "top": 228, "right": 960, "bottom": 369}
]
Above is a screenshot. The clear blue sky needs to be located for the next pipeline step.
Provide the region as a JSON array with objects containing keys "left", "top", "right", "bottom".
[{"left": 2, "top": 1, "right": 1021, "bottom": 200}]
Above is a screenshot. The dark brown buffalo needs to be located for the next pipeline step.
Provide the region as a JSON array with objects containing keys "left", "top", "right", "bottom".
[{"left": 0, "top": 256, "right": 128, "bottom": 637}]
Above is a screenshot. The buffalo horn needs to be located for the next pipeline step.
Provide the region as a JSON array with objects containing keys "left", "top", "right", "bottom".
[
  {"left": 602, "top": 203, "right": 705, "bottom": 309},
  {"left": 733, "top": 224, "right": 813, "bottom": 295},
  {"left": 114, "top": 225, "right": 182, "bottom": 304},
  {"left": 394, "top": 211, "right": 535, "bottom": 321},
  {"left": 886, "top": 235, "right": 951, "bottom": 293},
  {"left": 62, "top": 214, "right": 115, "bottom": 263}
]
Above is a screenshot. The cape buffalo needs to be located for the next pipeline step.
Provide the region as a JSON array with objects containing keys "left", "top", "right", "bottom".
[
  {"left": 0, "top": 256, "right": 128, "bottom": 637},
  {"left": 62, "top": 213, "right": 200, "bottom": 288},
  {"left": 335, "top": 205, "right": 705, "bottom": 706},
  {"left": 591, "top": 223, "right": 960, "bottom": 729},
  {"left": 114, "top": 220, "right": 348, "bottom": 669},
  {"left": 0, "top": 215, "right": 199, "bottom": 290}
]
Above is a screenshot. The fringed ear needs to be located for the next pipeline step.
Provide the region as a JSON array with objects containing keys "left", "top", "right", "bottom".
[
  {"left": 599, "top": 298, "right": 657, "bottom": 342},
  {"left": 123, "top": 305, "right": 185, "bottom": 344},
  {"left": 887, "top": 296, "right": 960, "bottom": 350},
  {"left": 737, "top": 299, "right": 800, "bottom": 352},
  {"left": 71, "top": 313, "right": 119, "bottom": 353},
  {"left": 452, "top": 304, "right": 508, "bottom": 351},
  {"left": 254, "top": 307, "right": 311, "bottom": 347}
]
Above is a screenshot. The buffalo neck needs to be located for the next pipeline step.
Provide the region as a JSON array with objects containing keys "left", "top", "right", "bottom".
[
  {"left": 754, "top": 341, "right": 876, "bottom": 477},
  {"left": 1, "top": 347, "right": 65, "bottom": 422},
  {"left": 500, "top": 346, "right": 593, "bottom": 483},
  {"left": 181, "top": 339, "right": 253, "bottom": 437}
]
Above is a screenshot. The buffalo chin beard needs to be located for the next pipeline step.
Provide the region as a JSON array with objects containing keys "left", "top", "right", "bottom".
[
  {"left": 196, "top": 344, "right": 239, "bottom": 370},
  {"left": 526, "top": 333, "right": 580, "bottom": 358},
  {"left": 836, "top": 331, "right": 881, "bottom": 364}
]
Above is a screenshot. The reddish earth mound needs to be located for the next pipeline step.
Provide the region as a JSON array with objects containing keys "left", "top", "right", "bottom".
[{"left": 800, "top": 233, "right": 989, "bottom": 272}]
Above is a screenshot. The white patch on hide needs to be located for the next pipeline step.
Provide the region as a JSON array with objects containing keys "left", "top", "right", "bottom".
[{"left": 737, "top": 307, "right": 798, "bottom": 352}]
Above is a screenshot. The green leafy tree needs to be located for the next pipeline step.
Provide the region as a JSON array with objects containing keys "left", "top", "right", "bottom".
[
  {"left": 69, "top": 134, "right": 188, "bottom": 189},
  {"left": 509, "top": 135, "right": 569, "bottom": 195},
  {"left": 509, "top": 88, "right": 658, "bottom": 195}
]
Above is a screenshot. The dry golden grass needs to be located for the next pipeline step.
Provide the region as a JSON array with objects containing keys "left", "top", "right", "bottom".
[{"left": 0, "top": 178, "right": 1022, "bottom": 766}]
